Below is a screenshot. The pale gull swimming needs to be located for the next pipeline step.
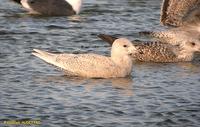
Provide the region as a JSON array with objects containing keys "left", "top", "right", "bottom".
[
  {"left": 10, "top": 0, "right": 82, "bottom": 16},
  {"left": 98, "top": 34, "right": 200, "bottom": 62},
  {"left": 32, "top": 38, "right": 136, "bottom": 78}
]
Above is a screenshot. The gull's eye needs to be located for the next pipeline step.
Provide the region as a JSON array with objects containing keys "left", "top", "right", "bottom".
[
  {"left": 123, "top": 45, "right": 127, "bottom": 48},
  {"left": 191, "top": 42, "right": 196, "bottom": 46}
]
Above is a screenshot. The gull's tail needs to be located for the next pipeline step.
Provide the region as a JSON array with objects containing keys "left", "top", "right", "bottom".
[
  {"left": 98, "top": 34, "right": 118, "bottom": 45},
  {"left": 32, "top": 49, "right": 61, "bottom": 68}
]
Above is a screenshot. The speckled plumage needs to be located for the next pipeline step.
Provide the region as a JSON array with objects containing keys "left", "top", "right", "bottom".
[
  {"left": 161, "top": 0, "right": 200, "bottom": 26},
  {"left": 98, "top": 34, "right": 200, "bottom": 62},
  {"left": 32, "top": 38, "right": 136, "bottom": 78},
  {"left": 140, "top": 23, "right": 200, "bottom": 46},
  {"left": 140, "top": 0, "right": 200, "bottom": 45},
  {"left": 133, "top": 41, "right": 180, "bottom": 62}
]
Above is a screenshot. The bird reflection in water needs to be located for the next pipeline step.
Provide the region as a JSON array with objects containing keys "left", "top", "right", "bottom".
[{"left": 33, "top": 75, "right": 134, "bottom": 96}]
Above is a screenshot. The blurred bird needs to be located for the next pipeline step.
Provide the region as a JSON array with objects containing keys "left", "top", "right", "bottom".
[
  {"left": 140, "top": 0, "right": 200, "bottom": 45},
  {"left": 10, "top": 0, "right": 82, "bottom": 16}
]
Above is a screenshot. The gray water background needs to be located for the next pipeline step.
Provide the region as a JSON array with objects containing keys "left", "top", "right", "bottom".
[{"left": 0, "top": 0, "right": 200, "bottom": 126}]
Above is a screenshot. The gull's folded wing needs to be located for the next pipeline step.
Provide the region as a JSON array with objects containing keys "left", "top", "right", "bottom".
[
  {"left": 133, "top": 41, "right": 178, "bottom": 62},
  {"left": 32, "top": 49, "right": 118, "bottom": 77}
]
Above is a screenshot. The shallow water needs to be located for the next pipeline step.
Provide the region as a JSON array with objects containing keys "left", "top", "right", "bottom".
[{"left": 0, "top": 0, "right": 200, "bottom": 127}]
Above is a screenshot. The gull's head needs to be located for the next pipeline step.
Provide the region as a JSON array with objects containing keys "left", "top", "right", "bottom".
[
  {"left": 111, "top": 38, "right": 137, "bottom": 58},
  {"left": 181, "top": 41, "right": 200, "bottom": 52}
]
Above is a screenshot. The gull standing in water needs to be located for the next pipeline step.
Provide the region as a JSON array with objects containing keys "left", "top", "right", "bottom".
[
  {"left": 10, "top": 0, "right": 82, "bottom": 16},
  {"left": 32, "top": 38, "right": 137, "bottom": 78}
]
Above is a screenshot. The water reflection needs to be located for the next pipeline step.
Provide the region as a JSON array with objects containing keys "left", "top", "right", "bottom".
[
  {"left": 177, "top": 62, "right": 200, "bottom": 69},
  {"left": 134, "top": 61, "right": 200, "bottom": 70},
  {"left": 33, "top": 75, "right": 134, "bottom": 96},
  {"left": 67, "top": 15, "right": 85, "bottom": 22},
  {"left": 174, "top": 62, "right": 200, "bottom": 79},
  {"left": 1, "top": 0, "right": 200, "bottom": 126}
]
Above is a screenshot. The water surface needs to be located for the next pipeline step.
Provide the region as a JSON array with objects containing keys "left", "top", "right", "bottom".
[{"left": 0, "top": 0, "right": 200, "bottom": 126}]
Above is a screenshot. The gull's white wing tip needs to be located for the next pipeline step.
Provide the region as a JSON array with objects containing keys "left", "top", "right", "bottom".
[{"left": 32, "top": 49, "right": 58, "bottom": 65}]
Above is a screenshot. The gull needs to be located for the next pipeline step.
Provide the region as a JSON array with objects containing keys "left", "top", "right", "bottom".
[
  {"left": 32, "top": 38, "right": 137, "bottom": 78},
  {"left": 140, "top": 0, "right": 200, "bottom": 45},
  {"left": 99, "top": 0, "right": 200, "bottom": 62},
  {"left": 10, "top": 0, "right": 82, "bottom": 16},
  {"left": 160, "top": 0, "right": 200, "bottom": 27},
  {"left": 98, "top": 34, "right": 200, "bottom": 62}
]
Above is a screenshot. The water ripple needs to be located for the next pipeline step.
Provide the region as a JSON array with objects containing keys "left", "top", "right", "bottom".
[{"left": 0, "top": 0, "right": 199, "bottom": 127}]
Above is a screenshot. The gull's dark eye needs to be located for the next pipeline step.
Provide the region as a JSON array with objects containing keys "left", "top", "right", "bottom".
[
  {"left": 191, "top": 42, "right": 196, "bottom": 46},
  {"left": 123, "top": 45, "right": 127, "bottom": 48}
]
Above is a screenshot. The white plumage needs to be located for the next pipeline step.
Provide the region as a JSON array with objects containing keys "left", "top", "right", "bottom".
[{"left": 32, "top": 38, "right": 136, "bottom": 78}]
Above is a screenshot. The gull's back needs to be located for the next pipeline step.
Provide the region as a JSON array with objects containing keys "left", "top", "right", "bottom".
[
  {"left": 55, "top": 53, "right": 120, "bottom": 78},
  {"left": 32, "top": 38, "right": 135, "bottom": 78},
  {"left": 133, "top": 41, "right": 180, "bottom": 62},
  {"left": 161, "top": 0, "right": 200, "bottom": 26},
  {"left": 33, "top": 50, "right": 121, "bottom": 78}
]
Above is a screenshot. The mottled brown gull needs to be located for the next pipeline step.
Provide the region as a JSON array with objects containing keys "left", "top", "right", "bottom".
[
  {"left": 98, "top": 0, "right": 200, "bottom": 62},
  {"left": 10, "top": 0, "right": 82, "bottom": 16},
  {"left": 98, "top": 34, "right": 200, "bottom": 62},
  {"left": 32, "top": 38, "right": 136, "bottom": 78},
  {"left": 160, "top": 0, "right": 200, "bottom": 27},
  {"left": 140, "top": 0, "right": 200, "bottom": 45}
]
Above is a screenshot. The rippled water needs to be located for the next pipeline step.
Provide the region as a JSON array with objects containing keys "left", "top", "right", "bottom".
[{"left": 0, "top": 0, "right": 200, "bottom": 126}]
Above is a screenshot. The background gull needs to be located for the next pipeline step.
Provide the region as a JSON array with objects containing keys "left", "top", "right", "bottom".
[
  {"left": 99, "top": 0, "right": 200, "bottom": 62},
  {"left": 32, "top": 38, "right": 136, "bottom": 78},
  {"left": 160, "top": 0, "right": 200, "bottom": 27},
  {"left": 98, "top": 34, "right": 200, "bottom": 62},
  {"left": 140, "top": 0, "right": 200, "bottom": 45},
  {"left": 10, "top": 0, "right": 82, "bottom": 16}
]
